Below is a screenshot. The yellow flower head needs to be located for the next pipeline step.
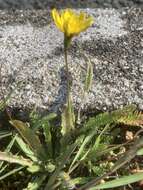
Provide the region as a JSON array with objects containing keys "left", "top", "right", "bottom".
[{"left": 52, "top": 9, "right": 93, "bottom": 38}]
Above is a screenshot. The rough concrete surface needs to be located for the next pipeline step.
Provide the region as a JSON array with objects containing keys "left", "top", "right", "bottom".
[
  {"left": 0, "top": 8, "right": 143, "bottom": 113},
  {"left": 0, "top": 0, "right": 142, "bottom": 9}
]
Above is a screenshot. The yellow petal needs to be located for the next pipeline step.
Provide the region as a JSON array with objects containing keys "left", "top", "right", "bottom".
[
  {"left": 51, "top": 9, "right": 94, "bottom": 37},
  {"left": 52, "top": 9, "right": 64, "bottom": 33},
  {"left": 79, "top": 12, "right": 86, "bottom": 20}
]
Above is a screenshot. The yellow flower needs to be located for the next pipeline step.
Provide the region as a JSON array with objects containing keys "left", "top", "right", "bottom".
[{"left": 52, "top": 9, "right": 93, "bottom": 38}]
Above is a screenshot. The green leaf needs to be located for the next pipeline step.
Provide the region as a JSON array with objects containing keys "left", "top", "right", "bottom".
[
  {"left": 0, "top": 131, "right": 12, "bottom": 139},
  {"left": 81, "top": 105, "right": 138, "bottom": 133},
  {"left": 61, "top": 94, "right": 75, "bottom": 135},
  {"left": 0, "top": 134, "right": 17, "bottom": 170},
  {"left": 69, "top": 125, "right": 109, "bottom": 173},
  {"left": 0, "top": 164, "right": 9, "bottom": 174},
  {"left": 30, "top": 111, "right": 56, "bottom": 131},
  {"left": 15, "top": 135, "right": 38, "bottom": 162},
  {"left": 84, "top": 58, "right": 93, "bottom": 93},
  {"left": 77, "top": 53, "right": 93, "bottom": 124},
  {"left": 0, "top": 82, "right": 23, "bottom": 111},
  {"left": 45, "top": 113, "right": 57, "bottom": 121},
  {"left": 137, "top": 148, "right": 143, "bottom": 156},
  {"left": 0, "top": 151, "right": 33, "bottom": 166},
  {"left": 90, "top": 172, "right": 143, "bottom": 190},
  {"left": 0, "top": 93, "right": 11, "bottom": 111},
  {"left": 76, "top": 43, "right": 93, "bottom": 94},
  {"left": 5, "top": 133, "right": 17, "bottom": 152},
  {"left": 92, "top": 124, "right": 109, "bottom": 151},
  {"left": 82, "top": 137, "right": 143, "bottom": 190},
  {"left": 27, "top": 165, "right": 41, "bottom": 173},
  {"left": 69, "top": 134, "right": 92, "bottom": 171},
  {"left": 10, "top": 120, "right": 46, "bottom": 160},
  {"left": 60, "top": 171, "right": 76, "bottom": 189},
  {"left": 42, "top": 121, "right": 52, "bottom": 157},
  {"left": 0, "top": 166, "right": 24, "bottom": 181},
  {"left": 45, "top": 143, "right": 77, "bottom": 189},
  {"left": 30, "top": 112, "right": 56, "bottom": 157},
  {"left": 71, "top": 177, "right": 93, "bottom": 185},
  {"left": 90, "top": 144, "right": 120, "bottom": 158},
  {"left": 24, "top": 175, "right": 47, "bottom": 190},
  {"left": 45, "top": 162, "right": 55, "bottom": 173}
]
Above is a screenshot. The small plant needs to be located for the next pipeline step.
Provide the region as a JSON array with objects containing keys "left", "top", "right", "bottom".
[
  {"left": 52, "top": 8, "right": 93, "bottom": 135},
  {"left": 0, "top": 8, "right": 143, "bottom": 190}
]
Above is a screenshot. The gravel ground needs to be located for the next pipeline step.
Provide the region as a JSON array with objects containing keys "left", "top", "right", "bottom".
[
  {"left": 0, "top": 8, "right": 143, "bottom": 113},
  {"left": 0, "top": 0, "right": 142, "bottom": 9}
]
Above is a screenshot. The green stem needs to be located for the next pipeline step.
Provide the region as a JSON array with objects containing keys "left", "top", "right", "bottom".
[
  {"left": 64, "top": 47, "right": 70, "bottom": 101},
  {"left": 62, "top": 35, "right": 75, "bottom": 135},
  {"left": 64, "top": 36, "right": 71, "bottom": 105}
]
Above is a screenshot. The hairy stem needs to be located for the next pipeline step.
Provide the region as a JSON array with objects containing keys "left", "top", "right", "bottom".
[{"left": 64, "top": 37, "right": 70, "bottom": 103}]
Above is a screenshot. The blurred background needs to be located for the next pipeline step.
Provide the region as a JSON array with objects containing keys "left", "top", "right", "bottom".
[{"left": 0, "top": 0, "right": 142, "bottom": 9}]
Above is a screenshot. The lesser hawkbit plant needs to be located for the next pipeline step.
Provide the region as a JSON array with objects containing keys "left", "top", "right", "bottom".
[{"left": 52, "top": 9, "right": 93, "bottom": 135}]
